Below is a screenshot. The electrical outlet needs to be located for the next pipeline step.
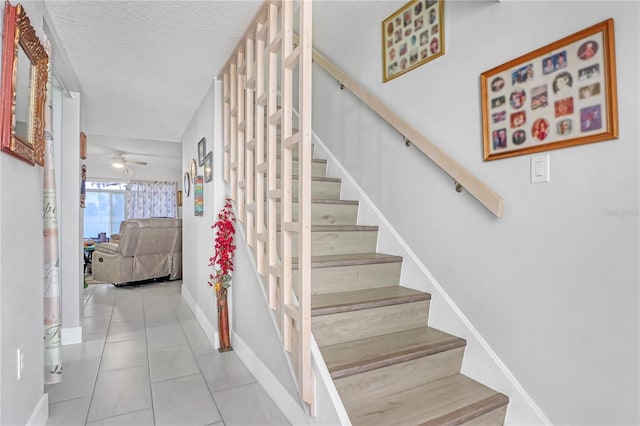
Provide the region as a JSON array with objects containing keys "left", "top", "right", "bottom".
[{"left": 17, "top": 346, "right": 24, "bottom": 380}]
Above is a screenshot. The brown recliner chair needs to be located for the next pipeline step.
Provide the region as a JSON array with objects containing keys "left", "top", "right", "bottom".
[{"left": 92, "top": 218, "right": 182, "bottom": 286}]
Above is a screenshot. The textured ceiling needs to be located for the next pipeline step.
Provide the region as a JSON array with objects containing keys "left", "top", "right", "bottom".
[{"left": 44, "top": 0, "right": 263, "bottom": 142}]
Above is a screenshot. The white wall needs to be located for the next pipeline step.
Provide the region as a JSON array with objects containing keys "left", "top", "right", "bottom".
[
  {"left": 312, "top": 1, "right": 639, "bottom": 425},
  {"left": 0, "top": 2, "right": 49, "bottom": 423},
  {"left": 0, "top": 1, "right": 86, "bottom": 422},
  {"left": 59, "top": 92, "right": 83, "bottom": 343},
  {"left": 180, "top": 80, "right": 332, "bottom": 424},
  {"left": 181, "top": 81, "right": 222, "bottom": 333}
]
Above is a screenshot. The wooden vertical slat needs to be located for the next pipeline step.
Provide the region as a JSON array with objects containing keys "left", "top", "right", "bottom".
[
  {"left": 230, "top": 63, "right": 238, "bottom": 200},
  {"left": 266, "top": 2, "right": 280, "bottom": 311},
  {"left": 223, "top": 73, "right": 230, "bottom": 182},
  {"left": 281, "top": 0, "right": 294, "bottom": 354},
  {"left": 255, "top": 21, "right": 267, "bottom": 276},
  {"left": 297, "top": 0, "right": 314, "bottom": 409},
  {"left": 245, "top": 37, "right": 256, "bottom": 248},
  {"left": 237, "top": 50, "right": 246, "bottom": 223}
]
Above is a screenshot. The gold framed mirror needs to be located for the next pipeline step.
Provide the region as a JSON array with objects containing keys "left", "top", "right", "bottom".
[{"left": 1, "top": 1, "right": 48, "bottom": 166}]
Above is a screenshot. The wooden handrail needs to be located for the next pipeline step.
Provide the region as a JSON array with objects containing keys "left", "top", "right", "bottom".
[{"left": 311, "top": 48, "right": 504, "bottom": 218}]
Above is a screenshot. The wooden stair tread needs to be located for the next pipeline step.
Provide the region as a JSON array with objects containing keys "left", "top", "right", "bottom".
[
  {"left": 275, "top": 155, "right": 323, "bottom": 162},
  {"left": 294, "top": 253, "right": 403, "bottom": 269},
  {"left": 343, "top": 373, "right": 509, "bottom": 426},
  {"left": 312, "top": 286, "right": 431, "bottom": 316},
  {"left": 307, "top": 198, "right": 357, "bottom": 205},
  {"left": 276, "top": 157, "right": 327, "bottom": 163},
  {"left": 278, "top": 198, "right": 357, "bottom": 205},
  {"left": 320, "top": 326, "right": 465, "bottom": 379},
  {"left": 276, "top": 174, "right": 341, "bottom": 183},
  {"left": 278, "top": 224, "right": 378, "bottom": 232}
]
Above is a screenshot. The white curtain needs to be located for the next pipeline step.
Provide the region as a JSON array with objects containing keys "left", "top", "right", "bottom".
[{"left": 126, "top": 180, "right": 177, "bottom": 219}]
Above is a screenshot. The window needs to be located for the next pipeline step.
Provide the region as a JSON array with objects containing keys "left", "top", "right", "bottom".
[
  {"left": 83, "top": 182, "right": 126, "bottom": 239},
  {"left": 125, "top": 180, "right": 177, "bottom": 219}
]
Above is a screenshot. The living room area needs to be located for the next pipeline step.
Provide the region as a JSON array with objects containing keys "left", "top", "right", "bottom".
[{"left": 82, "top": 134, "right": 183, "bottom": 286}]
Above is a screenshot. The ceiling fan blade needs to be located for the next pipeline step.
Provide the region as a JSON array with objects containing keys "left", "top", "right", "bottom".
[{"left": 126, "top": 160, "right": 148, "bottom": 166}]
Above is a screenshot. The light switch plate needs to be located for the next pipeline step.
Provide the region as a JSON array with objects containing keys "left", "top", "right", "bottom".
[{"left": 531, "top": 154, "right": 550, "bottom": 183}]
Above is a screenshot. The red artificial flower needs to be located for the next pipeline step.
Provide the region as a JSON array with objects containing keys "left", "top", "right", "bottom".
[{"left": 208, "top": 199, "right": 236, "bottom": 289}]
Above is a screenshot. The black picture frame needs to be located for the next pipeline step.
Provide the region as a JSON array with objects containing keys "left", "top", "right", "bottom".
[
  {"left": 197, "top": 137, "right": 206, "bottom": 166},
  {"left": 204, "top": 151, "right": 213, "bottom": 182}
]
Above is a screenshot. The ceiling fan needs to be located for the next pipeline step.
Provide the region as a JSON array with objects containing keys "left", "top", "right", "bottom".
[{"left": 111, "top": 154, "right": 147, "bottom": 168}]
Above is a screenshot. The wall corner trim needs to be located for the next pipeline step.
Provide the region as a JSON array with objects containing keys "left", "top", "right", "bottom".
[{"left": 26, "top": 393, "right": 48, "bottom": 426}]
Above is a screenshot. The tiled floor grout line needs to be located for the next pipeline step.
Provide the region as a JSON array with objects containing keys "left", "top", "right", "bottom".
[
  {"left": 53, "top": 281, "right": 287, "bottom": 426},
  {"left": 81, "top": 283, "right": 156, "bottom": 425},
  {"left": 141, "top": 285, "right": 157, "bottom": 426},
  {"left": 171, "top": 285, "right": 227, "bottom": 425},
  {"left": 82, "top": 284, "right": 114, "bottom": 426}
]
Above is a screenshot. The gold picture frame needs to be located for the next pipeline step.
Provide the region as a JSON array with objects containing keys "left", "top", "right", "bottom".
[
  {"left": 0, "top": 2, "right": 48, "bottom": 166},
  {"left": 382, "top": 0, "right": 444, "bottom": 83},
  {"left": 190, "top": 158, "right": 197, "bottom": 182},
  {"left": 183, "top": 172, "right": 191, "bottom": 197},
  {"left": 481, "top": 19, "right": 618, "bottom": 161}
]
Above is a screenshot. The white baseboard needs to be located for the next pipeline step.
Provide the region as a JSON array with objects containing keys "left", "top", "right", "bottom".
[
  {"left": 182, "top": 283, "right": 307, "bottom": 424},
  {"left": 181, "top": 284, "right": 219, "bottom": 350},
  {"left": 27, "top": 393, "right": 48, "bottom": 426},
  {"left": 231, "top": 332, "right": 308, "bottom": 426},
  {"left": 61, "top": 326, "right": 82, "bottom": 345}
]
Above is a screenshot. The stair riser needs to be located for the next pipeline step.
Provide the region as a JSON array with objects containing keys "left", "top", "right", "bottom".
[
  {"left": 278, "top": 160, "right": 327, "bottom": 177},
  {"left": 312, "top": 300, "right": 430, "bottom": 346},
  {"left": 275, "top": 202, "right": 358, "bottom": 225},
  {"left": 279, "top": 230, "right": 378, "bottom": 256},
  {"left": 335, "top": 347, "right": 464, "bottom": 402},
  {"left": 302, "top": 261, "right": 402, "bottom": 294},
  {"left": 276, "top": 178, "right": 341, "bottom": 199}
]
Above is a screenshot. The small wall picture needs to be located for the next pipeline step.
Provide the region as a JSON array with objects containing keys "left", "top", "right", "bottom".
[
  {"left": 80, "top": 132, "right": 87, "bottom": 159},
  {"left": 190, "top": 158, "right": 197, "bottom": 182},
  {"left": 382, "top": 0, "right": 445, "bottom": 82},
  {"left": 204, "top": 151, "right": 213, "bottom": 183},
  {"left": 183, "top": 172, "right": 191, "bottom": 197},
  {"left": 197, "top": 137, "right": 206, "bottom": 166},
  {"left": 194, "top": 175, "right": 204, "bottom": 216},
  {"left": 80, "top": 164, "right": 87, "bottom": 208}
]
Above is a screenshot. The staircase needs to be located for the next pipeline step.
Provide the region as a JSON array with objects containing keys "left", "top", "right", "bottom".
[
  {"left": 218, "top": 1, "right": 509, "bottom": 418},
  {"left": 291, "top": 154, "right": 510, "bottom": 425}
]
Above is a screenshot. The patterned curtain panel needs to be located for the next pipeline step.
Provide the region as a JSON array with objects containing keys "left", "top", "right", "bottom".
[
  {"left": 126, "top": 180, "right": 177, "bottom": 219},
  {"left": 43, "top": 39, "right": 62, "bottom": 384}
]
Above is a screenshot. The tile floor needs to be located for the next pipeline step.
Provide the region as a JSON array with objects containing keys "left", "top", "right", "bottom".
[{"left": 45, "top": 281, "right": 290, "bottom": 426}]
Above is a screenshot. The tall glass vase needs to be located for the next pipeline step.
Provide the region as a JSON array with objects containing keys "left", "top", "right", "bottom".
[{"left": 216, "top": 287, "right": 232, "bottom": 352}]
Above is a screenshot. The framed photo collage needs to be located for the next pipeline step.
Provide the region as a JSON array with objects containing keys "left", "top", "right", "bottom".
[
  {"left": 481, "top": 19, "right": 618, "bottom": 160},
  {"left": 382, "top": 0, "right": 445, "bottom": 83}
]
